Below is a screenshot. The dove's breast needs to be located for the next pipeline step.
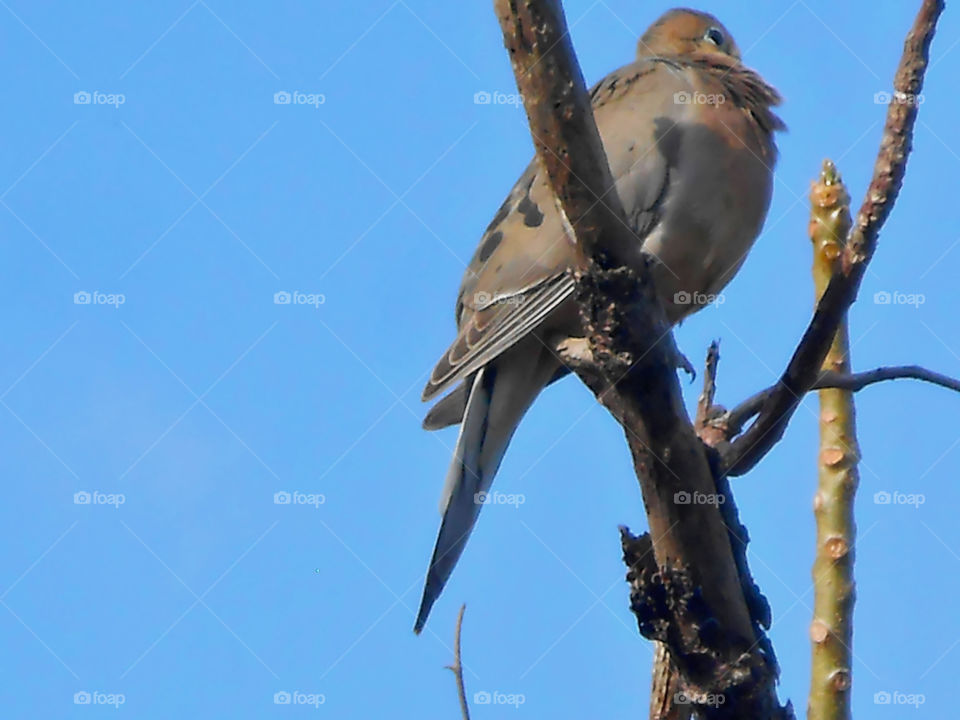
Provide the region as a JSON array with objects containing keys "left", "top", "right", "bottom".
[{"left": 596, "top": 59, "right": 779, "bottom": 322}]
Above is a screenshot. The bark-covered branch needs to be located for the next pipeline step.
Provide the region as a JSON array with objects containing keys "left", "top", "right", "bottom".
[
  {"left": 494, "top": 1, "right": 786, "bottom": 717},
  {"left": 720, "top": 0, "right": 944, "bottom": 477},
  {"left": 493, "top": 0, "right": 634, "bottom": 270},
  {"left": 719, "top": 365, "right": 960, "bottom": 441}
]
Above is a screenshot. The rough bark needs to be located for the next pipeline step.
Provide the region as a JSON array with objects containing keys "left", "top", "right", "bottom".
[{"left": 494, "top": 1, "right": 787, "bottom": 716}]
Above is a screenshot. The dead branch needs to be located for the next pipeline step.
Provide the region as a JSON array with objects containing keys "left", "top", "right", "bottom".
[
  {"left": 722, "top": 365, "right": 960, "bottom": 440},
  {"left": 495, "top": 1, "right": 787, "bottom": 716},
  {"left": 720, "top": 0, "right": 944, "bottom": 477},
  {"left": 695, "top": 342, "right": 727, "bottom": 448},
  {"left": 445, "top": 604, "right": 470, "bottom": 720}
]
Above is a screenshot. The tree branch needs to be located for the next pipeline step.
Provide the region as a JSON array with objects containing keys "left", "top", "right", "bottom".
[
  {"left": 493, "top": 0, "right": 635, "bottom": 270},
  {"left": 721, "top": 365, "right": 960, "bottom": 440},
  {"left": 445, "top": 604, "right": 471, "bottom": 720},
  {"left": 495, "top": 1, "right": 786, "bottom": 716},
  {"left": 720, "top": 0, "right": 944, "bottom": 477},
  {"left": 807, "top": 161, "right": 858, "bottom": 720},
  {"left": 695, "top": 342, "right": 727, "bottom": 449}
]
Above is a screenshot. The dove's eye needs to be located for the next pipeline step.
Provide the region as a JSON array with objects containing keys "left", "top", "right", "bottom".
[{"left": 704, "top": 27, "right": 725, "bottom": 47}]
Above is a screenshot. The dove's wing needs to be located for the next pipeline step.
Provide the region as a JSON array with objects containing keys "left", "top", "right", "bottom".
[{"left": 421, "top": 58, "right": 693, "bottom": 402}]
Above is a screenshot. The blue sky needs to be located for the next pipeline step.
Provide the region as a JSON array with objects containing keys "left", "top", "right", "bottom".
[{"left": 1, "top": 0, "right": 958, "bottom": 717}]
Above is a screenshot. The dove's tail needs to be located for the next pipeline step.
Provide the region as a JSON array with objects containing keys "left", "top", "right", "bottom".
[{"left": 414, "top": 349, "right": 555, "bottom": 634}]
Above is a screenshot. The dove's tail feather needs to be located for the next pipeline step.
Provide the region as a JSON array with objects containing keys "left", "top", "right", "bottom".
[
  {"left": 422, "top": 367, "right": 570, "bottom": 432},
  {"left": 421, "top": 380, "right": 470, "bottom": 430},
  {"left": 414, "top": 350, "right": 555, "bottom": 634}
]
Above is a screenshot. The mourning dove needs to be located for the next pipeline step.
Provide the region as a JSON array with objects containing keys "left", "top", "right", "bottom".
[{"left": 415, "top": 8, "right": 784, "bottom": 633}]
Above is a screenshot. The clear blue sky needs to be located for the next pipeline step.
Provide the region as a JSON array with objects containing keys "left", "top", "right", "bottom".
[{"left": 1, "top": 1, "right": 958, "bottom": 717}]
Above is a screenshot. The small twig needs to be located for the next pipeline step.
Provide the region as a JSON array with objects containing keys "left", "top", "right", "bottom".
[
  {"left": 721, "top": 0, "right": 944, "bottom": 477},
  {"left": 694, "top": 342, "right": 730, "bottom": 449},
  {"left": 724, "top": 364, "right": 960, "bottom": 438},
  {"left": 695, "top": 341, "right": 721, "bottom": 430},
  {"left": 816, "top": 366, "right": 960, "bottom": 394},
  {"left": 445, "top": 604, "right": 470, "bottom": 720}
]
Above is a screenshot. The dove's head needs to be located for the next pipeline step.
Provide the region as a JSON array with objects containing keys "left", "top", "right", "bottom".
[{"left": 637, "top": 8, "right": 741, "bottom": 62}]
